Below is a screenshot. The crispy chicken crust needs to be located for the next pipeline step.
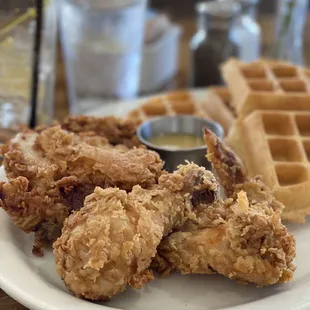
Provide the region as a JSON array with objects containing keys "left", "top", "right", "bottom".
[
  {"left": 155, "top": 129, "right": 296, "bottom": 286},
  {"left": 0, "top": 115, "right": 297, "bottom": 296},
  {"left": 61, "top": 115, "right": 141, "bottom": 148},
  {"left": 0, "top": 125, "right": 163, "bottom": 254},
  {"left": 53, "top": 163, "right": 219, "bottom": 300}
]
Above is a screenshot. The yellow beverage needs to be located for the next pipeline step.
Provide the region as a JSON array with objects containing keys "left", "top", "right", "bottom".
[{"left": 0, "top": 1, "right": 57, "bottom": 128}]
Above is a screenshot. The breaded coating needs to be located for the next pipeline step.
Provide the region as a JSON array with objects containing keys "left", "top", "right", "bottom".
[
  {"left": 53, "top": 163, "right": 219, "bottom": 300},
  {"left": 0, "top": 126, "right": 163, "bottom": 255},
  {"left": 61, "top": 115, "right": 141, "bottom": 148},
  {"left": 155, "top": 129, "right": 296, "bottom": 286}
]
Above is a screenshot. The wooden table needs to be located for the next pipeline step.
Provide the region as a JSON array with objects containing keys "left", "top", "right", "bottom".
[{"left": 1, "top": 14, "right": 310, "bottom": 309}]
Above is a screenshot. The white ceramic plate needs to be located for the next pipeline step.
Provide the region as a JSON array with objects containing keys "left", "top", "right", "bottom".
[{"left": 1, "top": 95, "right": 310, "bottom": 310}]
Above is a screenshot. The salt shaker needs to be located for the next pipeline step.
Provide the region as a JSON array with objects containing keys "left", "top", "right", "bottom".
[
  {"left": 231, "top": 0, "right": 261, "bottom": 62},
  {"left": 190, "top": 1, "right": 240, "bottom": 87}
]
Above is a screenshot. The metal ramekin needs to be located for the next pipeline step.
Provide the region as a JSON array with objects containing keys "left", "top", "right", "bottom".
[{"left": 137, "top": 115, "right": 224, "bottom": 171}]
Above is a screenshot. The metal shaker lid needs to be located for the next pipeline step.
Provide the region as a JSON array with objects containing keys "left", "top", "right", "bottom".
[
  {"left": 196, "top": 1, "right": 241, "bottom": 29},
  {"left": 197, "top": 1, "right": 241, "bottom": 18}
]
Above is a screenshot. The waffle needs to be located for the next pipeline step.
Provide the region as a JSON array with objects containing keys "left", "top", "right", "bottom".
[
  {"left": 126, "top": 88, "right": 234, "bottom": 135},
  {"left": 228, "top": 109, "right": 310, "bottom": 223},
  {"left": 221, "top": 58, "right": 310, "bottom": 117},
  {"left": 209, "top": 86, "right": 235, "bottom": 116}
]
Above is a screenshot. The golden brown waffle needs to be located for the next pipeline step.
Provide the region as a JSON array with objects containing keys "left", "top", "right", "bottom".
[
  {"left": 228, "top": 109, "right": 310, "bottom": 223},
  {"left": 221, "top": 58, "right": 310, "bottom": 117},
  {"left": 126, "top": 88, "right": 234, "bottom": 135}
]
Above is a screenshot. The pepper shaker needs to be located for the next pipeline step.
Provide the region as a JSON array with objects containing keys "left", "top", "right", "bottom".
[{"left": 189, "top": 1, "right": 240, "bottom": 87}]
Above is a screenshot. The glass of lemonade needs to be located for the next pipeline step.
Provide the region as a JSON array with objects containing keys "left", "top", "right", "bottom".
[
  {"left": 59, "top": 0, "right": 147, "bottom": 114},
  {"left": 0, "top": 0, "right": 57, "bottom": 139}
]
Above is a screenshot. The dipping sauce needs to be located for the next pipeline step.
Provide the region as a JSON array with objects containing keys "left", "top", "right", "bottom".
[{"left": 149, "top": 133, "right": 205, "bottom": 150}]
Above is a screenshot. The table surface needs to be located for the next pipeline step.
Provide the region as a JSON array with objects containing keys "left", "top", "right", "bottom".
[{"left": 1, "top": 15, "right": 310, "bottom": 309}]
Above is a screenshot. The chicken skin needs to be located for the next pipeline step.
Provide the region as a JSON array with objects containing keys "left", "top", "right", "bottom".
[
  {"left": 53, "top": 163, "right": 219, "bottom": 300},
  {"left": 61, "top": 115, "right": 141, "bottom": 148},
  {"left": 0, "top": 126, "right": 163, "bottom": 255},
  {"left": 155, "top": 129, "right": 296, "bottom": 286}
]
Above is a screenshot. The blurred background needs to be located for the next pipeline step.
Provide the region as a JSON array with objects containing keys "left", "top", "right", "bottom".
[
  {"left": 151, "top": 0, "right": 309, "bottom": 14},
  {"left": 148, "top": 0, "right": 310, "bottom": 85},
  {"left": 0, "top": 0, "right": 309, "bottom": 135}
]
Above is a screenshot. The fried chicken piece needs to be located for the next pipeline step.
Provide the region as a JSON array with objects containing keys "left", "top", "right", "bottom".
[
  {"left": 155, "top": 129, "right": 296, "bottom": 286},
  {"left": 204, "top": 129, "right": 284, "bottom": 213},
  {"left": 36, "top": 126, "right": 162, "bottom": 189},
  {"left": 204, "top": 127, "right": 247, "bottom": 198},
  {"left": 53, "top": 163, "right": 219, "bottom": 300},
  {"left": 61, "top": 115, "right": 141, "bottom": 148},
  {"left": 0, "top": 126, "right": 163, "bottom": 255}
]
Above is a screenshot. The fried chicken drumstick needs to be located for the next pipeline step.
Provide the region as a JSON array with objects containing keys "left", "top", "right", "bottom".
[
  {"left": 0, "top": 125, "right": 163, "bottom": 255},
  {"left": 155, "top": 129, "right": 296, "bottom": 286},
  {"left": 53, "top": 163, "right": 219, "bottom": 300}
]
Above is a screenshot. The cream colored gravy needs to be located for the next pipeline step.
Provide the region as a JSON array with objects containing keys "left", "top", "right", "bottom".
[{"left": 149, "top": 133, "right": 204, "bottom": 150}]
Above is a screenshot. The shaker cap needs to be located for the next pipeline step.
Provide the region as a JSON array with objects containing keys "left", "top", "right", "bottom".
[
  {"left": 196, "top": 1, "right": 241, "bottom": 29},
  {"left": 197, "top": 1, "right": 241, "bottom": 19}
]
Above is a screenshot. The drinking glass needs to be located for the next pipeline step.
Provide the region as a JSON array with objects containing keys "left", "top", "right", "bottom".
[
  {"left": 272, "top": 0, "right": 309, "bottom": 65},
  {"left": 0, "top": 0, "right": 57, "bottom": 134},
  {"left": 59, "top": 0, "right": 147, "bottom": 115}
]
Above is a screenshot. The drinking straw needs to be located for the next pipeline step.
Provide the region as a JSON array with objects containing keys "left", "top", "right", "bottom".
[{"left": 29, "top": 0, "right": 44, "bottom": 128}]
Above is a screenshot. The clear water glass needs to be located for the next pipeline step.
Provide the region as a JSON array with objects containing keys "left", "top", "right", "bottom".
[
  {"left": 0, "top": 0, "right": 57, "bottom": 129},
  {"left": 230, "top": 0, "right": 261, "bottom": 62},
  {"left": 273, "top": 0, "right": 309, "bottom": 65},
  {"left": 59, "top": 0, "right": 147, "bottom": 115}
]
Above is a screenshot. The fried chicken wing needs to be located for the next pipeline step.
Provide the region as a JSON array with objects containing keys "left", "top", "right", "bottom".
[
  {"left": 37, "top": 126, "right": 162, "bottom": 189},
  {"left": 204, "top": 129, "right": 284, "bottom": 213},
  {"left": 204, "top": 127, "right": 247, "bottom": 198},
  {"left": 155, "top": 129, "right": 296, "bottom": 286},
  {"left": 61, "top": 115, "right": 141, "bottom": 148},
  {"left": 53, "top": 163, "right": 219, "bottom": 300},
  {"left": 0, "top": 126, "right": 163, "bottom": 255}
]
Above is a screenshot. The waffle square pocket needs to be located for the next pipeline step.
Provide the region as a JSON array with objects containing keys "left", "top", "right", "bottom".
[
  {"left": 126, "top": 89, "right": 235, "bottom": 135},
  {"left": 228, "top": 110, "right": 310, "bottom": 223},
  {"left": 222, "top": 59, "right": 310, "bottom": 117}
]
